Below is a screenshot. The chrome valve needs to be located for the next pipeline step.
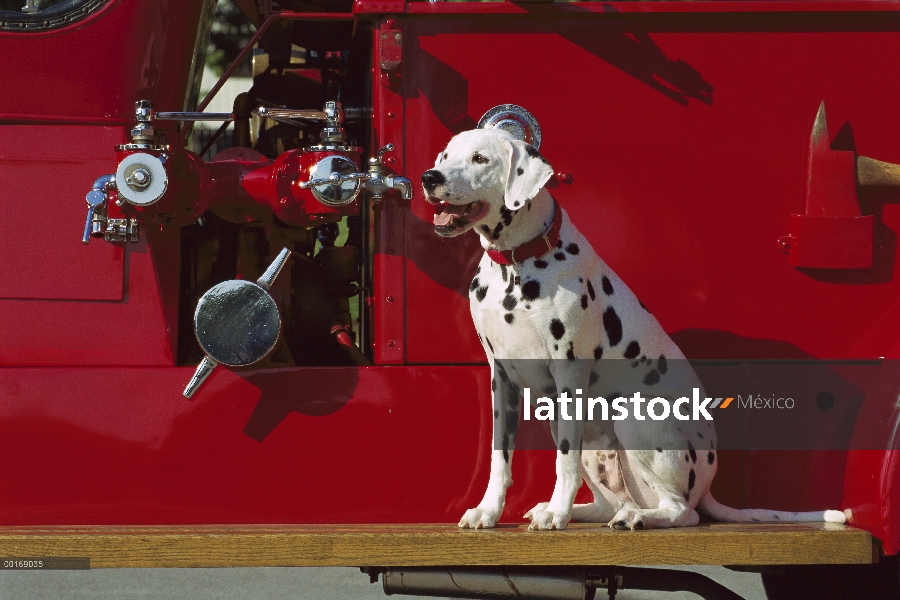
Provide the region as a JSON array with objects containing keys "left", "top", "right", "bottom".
[{"left": 364, "top": 144, "right": 413, "bottom": 201}]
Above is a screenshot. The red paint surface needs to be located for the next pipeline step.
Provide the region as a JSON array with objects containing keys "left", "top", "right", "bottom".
[{"left": 0, "top": 0, "right": 898, "bottom": 558}]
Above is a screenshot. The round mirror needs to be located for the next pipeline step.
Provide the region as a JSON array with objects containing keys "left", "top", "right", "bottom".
[
  {"left": 308, "top": 155, "right": 361, "bottom": 206},
  {"left": 194, "top": 280, "right": 281, "bottom": 366}
]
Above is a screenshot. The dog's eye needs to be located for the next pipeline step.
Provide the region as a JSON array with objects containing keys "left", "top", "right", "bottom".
[{"left": 472, "top": 153, "right": 489, "bottom": 164}]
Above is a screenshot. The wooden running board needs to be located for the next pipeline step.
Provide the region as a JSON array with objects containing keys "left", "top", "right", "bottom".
[{"left": 0, "top": 523, "right": 874, "bottom": 568}]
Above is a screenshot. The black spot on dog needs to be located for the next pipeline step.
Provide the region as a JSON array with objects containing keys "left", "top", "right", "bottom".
[
  {"left": 708, "top": 451, "right": 715, "bottom": 465},
  {"left": 469, "top": 277, "right": 480, "bottom": 292},
  {"left": 581, "top": 295, "right": 588, "bottom": 309},
  {"left": 687, "top": 440, "right": 697, "bottom": 463},
  {"left": 631, "top": 360, "right": 640, "bottom": 368},
  {"left": 525, "top": 304, "right": 530, "bottom": 309},
  {"left": 502, "top": 435, "right": 510, "bottom": 464},
  {"left": 594, "top": 345, "right": 603, "bottom": 359},
  {"left": 442, "top": 153, "right": 448, "bottom": 160},
  {"left": 527, "top": 201, "right": 531, "bottom": 211},
  {"left": 521, "top": 280, "right": 540, "bottom": 300},
  {"left": 632, "top": 520, "right": 644, "bottom": 530},
  {"left": 492, "top": 222, "right": 504, "bottom": 240},
  {"left": 623, "top": 341, "right": 641, "bottom": 359},
  {"left": 481, "top": 224, "right": 491, "bottom": 234},
  {"left": 710, "top": 440, "right": 715, "bottom": 450},
  {"left": 688, "top": 469, "right": 696, "bottom": 490},
  {"left": 589, "top": 371, "right": 599, "bottom": 385},
  {"left": 556, "top": 239, "right": 563, "bottom": 249},
  {"left": 507, "top": 387, "right": 518, "bottom": 410},
  {"left": 683, "top": 491, "right": 690, "bottom": 501},
  {"left": 658, "top": 355, "right": 667, "bottom": 375},
  {"left": 505, "top": 276, "right": 515, "bottom": 295},
  {"left": 656, "top": 447, "right": 662, "bottom": 453},
  {"left": 494, "top": 409, "right": 499, "bottom": 418},
  {"left": 587, "top": 281, "right": 596, "bottom": 301},
  {"left": 565, "top": 243, "right": 580, "bottom": 255},
  {"left": 643, "top": 369, "right": 660, "bottom": 385},
  {"left": 516, "top": 167, "right": 524, "bottom": 176},
  {"left": 525, "top": 144, "right": 552, "bottom": 166},
  {"left": 499, "top": 206, "right": 514, "bottom": 226},
  {"left": 534, "top": 260, "right": 548, "bottom": 269},
  {"left": 492, "top": 379, "right": 497, "bottom": 391},
  {"left": 603, "top": 307, "right": 623, "bottom": 346},
  {"left": 579, "top": 277, "right": 583, "bottom": 283},
  {"left": 503, "top": 294, "right": 517, "bottom": 311},
  {"left": 697, "top": 431, "right": 704, "bottom": 439},
  {"left": 602, "top": 275, "right": 614, "bottom": 295},
  {"left": 554, "top": 344, "right": 558, "bottom": 351},
  {"left": 475, "top": 286, "right": 488, "bottom": 301},
  {"left": 513, "top": 201, "right": 520, "bottom": 207},
  {"left": 566, "top": 343, "right": 575, "bottom": 361},
  {"left": 485, "top": 337, "right": 494, "bottom": 354},
  {"left": 685, "top": 454, "right": 690, "bottom": 462},
  {"left": 544, "top": 383, "right": 557, "bottom": 394},
  {"left": 773, "top": 514, "right": 780, "bottom": 520},
  {"left": 559, "top": 439, "right": 570, "bottom": 455},
  {"left": 554, "top": 252, "right": 566, "bottom": 261},
  {"left": 612, "top": 520, "right": 629, "bottom": 530},
  {"left": 500, "top": 264, "right": 508, "bottom": 282},
  {"left": 505, "top": 313, "right": 514, "bottom": 324},
  {"left": 550, "top": 319, "right": 566, "bottom": 340}
]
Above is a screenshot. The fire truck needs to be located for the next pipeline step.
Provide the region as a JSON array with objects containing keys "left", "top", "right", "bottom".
[{"left": 1, "top": 0, "right": 899, "bottom": 598}]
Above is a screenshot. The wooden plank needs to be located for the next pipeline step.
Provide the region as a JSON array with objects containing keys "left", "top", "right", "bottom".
[{"left": 0, "top": 523, "right": 873, "bottom": 568}]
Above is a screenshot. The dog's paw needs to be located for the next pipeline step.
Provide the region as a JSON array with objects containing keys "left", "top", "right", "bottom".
[
  {"left": 608, "top": 508, "right": 646, "bottom": 531},
  {"left": 458, "top": 507, "right": 501, "bottom": 529},
  {"left": 525, "top": 503, "right": 570, "bottom": 531}
]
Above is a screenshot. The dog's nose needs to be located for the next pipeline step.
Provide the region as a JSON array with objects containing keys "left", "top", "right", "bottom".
[{"left": 421, "top": 170, "right": 445, "bottom": 190}]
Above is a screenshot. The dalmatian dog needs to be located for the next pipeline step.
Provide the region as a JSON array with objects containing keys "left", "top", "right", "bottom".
[{"left": 421, "top": 128, "right": 848, "bottom": 531}]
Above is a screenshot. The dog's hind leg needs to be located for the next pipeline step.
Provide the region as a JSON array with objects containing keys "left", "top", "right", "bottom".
[
  {"left": 607, "top": 449, "right": 698, "bottom": 530},
  {"left": 459, "top": 359, "right": 521, "bottom": 529}
]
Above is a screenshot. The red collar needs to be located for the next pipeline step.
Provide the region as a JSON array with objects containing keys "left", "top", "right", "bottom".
[{"left": 486, "top": 200, "right": 562, "bottom": 266}]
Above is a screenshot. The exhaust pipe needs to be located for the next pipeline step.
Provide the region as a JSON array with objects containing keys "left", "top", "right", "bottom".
[
  {"left": 369, "top": 566, "right": 746, "bottom": 600},
  {"left": 382, "top": 567, "right": 590, "bottom": 600}
]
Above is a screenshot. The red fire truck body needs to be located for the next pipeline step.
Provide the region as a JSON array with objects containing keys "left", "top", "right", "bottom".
[{"left": 1, "top": 0, "right": 899, "bottom": 589}]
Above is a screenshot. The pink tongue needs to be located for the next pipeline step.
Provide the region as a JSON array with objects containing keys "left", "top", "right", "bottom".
[{"left": 433, "top": 203, "right": 469, "bottom": 226}]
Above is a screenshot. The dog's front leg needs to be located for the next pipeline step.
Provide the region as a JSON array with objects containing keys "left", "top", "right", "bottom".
[
  {"left": 459, "top": 360, "right": 520, "bottom": 529},
  {"left": 525, "top": 363, "right": 590, "bottom": 531}
]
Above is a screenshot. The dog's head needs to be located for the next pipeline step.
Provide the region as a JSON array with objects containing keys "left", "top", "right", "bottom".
[{"left": 422, "top": 129, "right": 554, "bottom": 237}]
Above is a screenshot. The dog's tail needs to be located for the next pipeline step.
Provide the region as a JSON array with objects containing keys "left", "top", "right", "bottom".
[{"left": 697, "top": 492, "right": 847, "bottom": 524}]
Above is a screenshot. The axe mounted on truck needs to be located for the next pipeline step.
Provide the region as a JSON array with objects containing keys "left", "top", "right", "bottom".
[{"left": 782, "top": 101, "right": 900, "bottom": 269}]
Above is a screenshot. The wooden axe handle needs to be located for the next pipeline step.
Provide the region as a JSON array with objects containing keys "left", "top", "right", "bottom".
[{"left": 857, "top": 155, "right": 900, "bottom": 186}]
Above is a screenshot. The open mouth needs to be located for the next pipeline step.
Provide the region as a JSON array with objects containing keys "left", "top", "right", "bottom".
[{"left": 432, "top": 200, "right": 489, "bottom": 236}]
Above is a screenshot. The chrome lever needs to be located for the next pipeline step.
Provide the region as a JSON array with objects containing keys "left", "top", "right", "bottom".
[
  {"left": 255, "top": 108, "right": 328, "bottom": 120},
  {"left": 82, "top": 175, "right": 115, "bottom": 245},
  {"left": 300, "top": 171, "right": 372, "bottom": 190},
  {"left": 154, "top": 111, "right": 234, "bottom": 122}
]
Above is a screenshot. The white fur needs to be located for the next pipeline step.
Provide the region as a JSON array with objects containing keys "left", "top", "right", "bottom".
[{"left": 423, "top": 128, "right": 848, "bottom": 531}]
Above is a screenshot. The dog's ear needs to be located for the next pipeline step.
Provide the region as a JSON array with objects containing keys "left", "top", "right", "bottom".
[{"left": 504, "top": 139, "right": 554, "bottom": 210}]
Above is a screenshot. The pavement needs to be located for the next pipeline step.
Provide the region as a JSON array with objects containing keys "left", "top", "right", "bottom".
[{"left": 0, "top": 565, "right": 768, "bottom": 599}]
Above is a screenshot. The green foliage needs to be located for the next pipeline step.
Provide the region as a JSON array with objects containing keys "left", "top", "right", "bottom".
[{"left": 206, "top": 0, "right": 256, "bottom": 77}]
